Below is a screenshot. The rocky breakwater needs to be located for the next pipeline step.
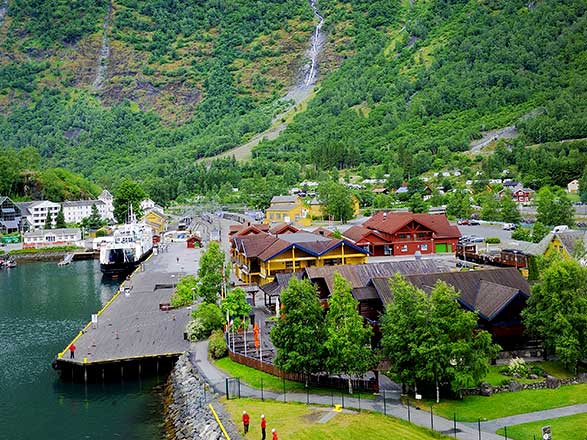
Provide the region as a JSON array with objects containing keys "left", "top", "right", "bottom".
[{"left": 164, "top": 353, "right": 240, "bottom": 440}]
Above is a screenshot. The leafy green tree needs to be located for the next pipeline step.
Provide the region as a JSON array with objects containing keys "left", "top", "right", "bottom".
[
  {"left": 113, "top": 179, "right": 146, "bottom": 223},
  {"left": 522, "top": 258, "right": 587, "bottom": 371},
  {"left": 530, "top": 222, "right": 549, "bottom": 243},
  {"left": 55, "top": 207, "right": 66, "bottom": 229},
  {"left": 221, "top": 288, "right": 252, "bottom": 329},
  {"left": 579, "top": 165, "right": 587, "bottom": 203},
  {"left": 86, "top": 204, "right": 103, "bottom": 229},
  {"left": 536, "top": 186, "right": 574, "bottom": 227},
  {"left": 408, "top": 193, "right": 427, "bottom": 213},
  {"left": 500, "top": 190, "right": 521, "bottom": 223},
  {"left": 479, "top": 192, "right": 500, "bottom": 221},
  {"left": 170, "top": 275, "right": 198, "bottom": 308},
  {"left": 270, "top": 278, "right": 326, "bottom": 382},
  {"left": 446, "top": 190, "right": 471, "bottom": 219},
  {"left": 318, "top": 181, "right": 355, "bottom": 223},
  {"left": 324, "top": 274, "right": 375, "bottom": 394},
  {"left": 381, "top": 275, "right": 499, "bottom": 401},
  {"left": 196, "top": 241, "right": 225, "bottom": 304},
  {"left": 192, "top": 303, "right": 225, "bottom": 337},
  {"left": 511, "top": 226, "right": 531, "bottom": 242}
]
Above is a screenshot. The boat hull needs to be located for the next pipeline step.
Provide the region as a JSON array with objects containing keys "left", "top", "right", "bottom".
[{"left": 100, "top": 249, "right": 152, "bottom": 277}]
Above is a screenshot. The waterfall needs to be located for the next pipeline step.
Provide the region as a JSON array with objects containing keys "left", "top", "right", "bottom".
[{"left": 303, "top": 0, "right": 325, "bottom": 87}]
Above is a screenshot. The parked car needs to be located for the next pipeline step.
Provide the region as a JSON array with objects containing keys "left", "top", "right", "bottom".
[
  {"left": 457, "top": 219, "right": 470, "bottom": 225},
  {"left": 469, "top": 219, "right": 480, "bottom": 225},
  {"left": 469, "top": 235, "right": 484, "bottom": 243},
  {"left": 502, "top": 223, "right": 516, "bottom": 230}
]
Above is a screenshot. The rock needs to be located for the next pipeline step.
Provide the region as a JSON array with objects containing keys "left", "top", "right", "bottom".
[
  {"left": 546, "top": 375, "right": 560, "bottom": 389},
  {"left": 508, "top": 380, "right": 522, "bottom": 392},
  {"left": 479, "top": 382, "right": 493, "bottom": 396},
  {"left": 529, "top": 374, "right": 538, "bottom": 379}
]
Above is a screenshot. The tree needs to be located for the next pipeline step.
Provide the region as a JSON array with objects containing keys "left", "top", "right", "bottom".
[
  {"left": 408, "top": 193, "right": 427, "bottom": 213},
  {"left": 446, "top": 190, "right": 471, "bottom": 219},
  {"left": 170, "top": 275, "right": 198, "bottom": 308},
  {"left": 270, "top": 278, "right": 326, "bottom": 381},
  {"left": 324, "top": 273, "right": 375, "bottom": 394},
  {"left": 318, "top": 181, "right": 354, "bottom": 223},
  {"left": 221, "top": 288, "right": 252, "bottom": 329},
  {"left": 579, "top": 165, "right": 587, "bottom": 203},
  {"left": 196, "top": 241, "right": 225, "bottom": 304},
  {"left": 536, "top": 186, "right": 574, "bottom": 226},
  {"left": 86, "top": 204, "right": 103, "bottom": 229},
  {"left": 522, "top": 258, "right": 587, "bottom": 371},
  {"left": 113, "top": 179, "right": 147, "bottom": 223},
  {"left": 55, "top": 207, "right": 66, "bottom": 229},
  {"left": 43, "top": 211, "right": 53, "bottom": 229},
  {"left": 499, "top": 190, "right": 521, "bottom": 223},
  {"left": 479, "top": 192, "right": 500, "bottom": 221},
  {"left": 381, "top": 275, "right": 499, "bottom": 401}
]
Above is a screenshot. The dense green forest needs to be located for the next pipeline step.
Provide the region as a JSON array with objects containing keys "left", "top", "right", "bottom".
[{"left": 0, "top": 0, "right": 586, "bottom": 207}]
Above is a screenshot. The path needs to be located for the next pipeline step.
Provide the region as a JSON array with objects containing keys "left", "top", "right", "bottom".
[
  {"left": 472, "top": 403, "right": 587, "bottom": 433},
  {"left": 56, "top": 242, "right": 200, "bottom": 366},
  {"left": 470, "top": 125, "right": 518, "bottom": 152},
  {"left": 190, "top": 341, "right": 503, "bottom": 440},
  {"left": 92, "top": 0, "right": 112, "bottom": 90}
]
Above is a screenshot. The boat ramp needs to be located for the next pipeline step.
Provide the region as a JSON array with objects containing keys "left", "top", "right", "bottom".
[{"left": 53, "top": 242, "right": 200, "bottom": 382}]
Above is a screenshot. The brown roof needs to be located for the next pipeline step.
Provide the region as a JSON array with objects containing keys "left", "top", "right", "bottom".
[
  {"left": 229, "top": 223, "right": 270, "bottom": 237},
  {"left": 363, "top": 212, "right": 461, "bottom": 239},
  {"left": 305, "top": 260, "right": 451, "bottom": 294},
  {"left": 312, "top": 227, "right": 333, "bottom": 237},
  {"left": 371, "top": 267, "right": 530, "bottom": 321},
  {"left": 269, "top": 223, "right": 300, "bottom": 235},
  {"left": 234, "top": 234, "right": 280, "bottom": 258},
  {"left": 557, "top": 230, "right": 587, "bottom": 256},
  {"left": 260, "top": 272, "right": 304, "bottom": 297},
  {"left": 342, "top": 225, "right": 386, "bottom": 244}
]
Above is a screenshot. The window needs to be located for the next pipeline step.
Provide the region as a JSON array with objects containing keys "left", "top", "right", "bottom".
[
  {"left": 384, "top": 245, "right": 392, "bottom": 256},
  {"left": 46, "top": 236, "right": 56, "bottom": 242},
  {"left": 421, "top": 244, "right": 428, "bottom": 251},
  {"left": 401, "top": 245, "right": 408, "bottom": 253},
  {"left": 285, "top": 261, "right": 293, "bottom": 269}
]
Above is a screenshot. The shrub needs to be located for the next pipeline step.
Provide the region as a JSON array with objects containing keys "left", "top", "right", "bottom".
[
  {"left": 192, "top": 303, "right": 224, "bottom": 337},
  {"left": 186, "top": 318, "right": 207, "bottom": 342},
  {"left": 208, "top": 330, "right": 228, "bottom": 359},
  {"left": 485, "top": 237, "right": 501, "bottom": 244},
  {"left": 170, "top": 275, "right": 198, "bottom": 308},
  {"left": 508, "top": 357, "right": 528, "bottom": 377}
]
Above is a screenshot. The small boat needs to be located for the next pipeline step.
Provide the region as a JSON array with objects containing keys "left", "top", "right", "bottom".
[{"left": 6, "top": 258, "right": 16, "bottom": 268}]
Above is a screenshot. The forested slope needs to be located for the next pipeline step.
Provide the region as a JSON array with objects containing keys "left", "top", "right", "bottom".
[{"left": 258, "top": 0, "right": 587, "bottom": 177}]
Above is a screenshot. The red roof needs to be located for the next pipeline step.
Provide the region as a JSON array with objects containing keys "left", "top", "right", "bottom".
[
  {"left": 363, "top": 212, "right": 461, "bottom": 239},
  {"left": 342, "top": 225, "right": 387, "bottom": 244}
]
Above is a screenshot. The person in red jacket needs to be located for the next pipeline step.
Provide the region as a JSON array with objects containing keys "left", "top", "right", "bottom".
[
  {"left": 271, "top": 428, "right": 278, "bottom": 440},
  {"left": 69, "top": 343, "right": 76, "bottom": 359},
  {"left": 242, "top": 410, "right": 250, "bottom": 434},
  {"left": 260, "top": 414, "right": 266, "bottom": 440}
]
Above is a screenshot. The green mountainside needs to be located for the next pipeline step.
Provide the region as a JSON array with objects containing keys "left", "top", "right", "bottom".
[{"left": 0, "top": 0, "right": 586, "bottom": 205}]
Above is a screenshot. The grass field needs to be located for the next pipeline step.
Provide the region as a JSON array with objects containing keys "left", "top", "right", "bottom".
[
  {"left": 496, "top": 413, "right": 587, "bottom": 440},
  {"left": 222, "top": 398, "right": 449, "bottom": 439},
  {"left": 481, "top": 361, "right": 575, "bottom": 386},
  {"left": 423, "top": 384, "right": 587, "bottom": 422},
  {"left": 213, "top": 357, "right": 375, "bottom": 399}
]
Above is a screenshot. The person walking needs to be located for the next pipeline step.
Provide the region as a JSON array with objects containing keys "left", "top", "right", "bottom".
[
  {"left": 242, "top": 410, "right": 250, "bottom": 434},
  {"left": 271, "top": 428, "right": 278, "bottom": 440},
  {"left": 260, "top": 414, "right": 266, "bottom": 440},
  {"left": 69, "top": 343, "right": 76, "bottom": 359}
]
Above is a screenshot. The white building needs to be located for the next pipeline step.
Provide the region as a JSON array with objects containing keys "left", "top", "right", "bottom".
[
  {"left": 567, "top": 179, "right": 580, "bottom": 194},
  {"left": 23, "top": 228, "right": 82, "bottom": 249},
  {"left": 140, "top": 198, "right": 156, "bottom": 211},
  {"left": 16, "top": 200, "right": 61, "bottom": 230},
  {"left": 98, "top": 190, "right": 115, "bottom": 221},
  {"left": 62, "top": 200, "right": 108, "bottom": 224}
]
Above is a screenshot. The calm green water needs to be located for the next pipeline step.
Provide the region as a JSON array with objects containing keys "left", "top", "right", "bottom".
[{"left": 0, "top": 260, "right": 165, "bottom": 440}]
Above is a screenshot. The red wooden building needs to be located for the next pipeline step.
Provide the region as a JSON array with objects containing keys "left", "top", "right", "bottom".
[{"left": 354, "top": 212, "right": 461, "bottom": 256}]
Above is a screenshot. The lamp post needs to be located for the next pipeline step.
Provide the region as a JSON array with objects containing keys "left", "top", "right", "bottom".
[{"left": 191, "top": 287, "right": 196, "bottom": 304}]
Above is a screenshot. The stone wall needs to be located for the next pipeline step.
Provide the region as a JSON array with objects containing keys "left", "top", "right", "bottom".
[
  {"left": 165, "top": 353, "right": 241, "bottom": 440},
  {"left": 463, "top": 373, "right": 587, "bottom": 397}
]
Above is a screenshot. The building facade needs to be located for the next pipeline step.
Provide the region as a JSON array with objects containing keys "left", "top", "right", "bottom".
[
  {"left": 264, "top": 195, "right": 311, "bottom": 226},
  {"left": 62, "top": 200, "right": 107, "bottom": 224},
  {"left": 23, "top": 228, "right": 82, "bottom": 249},
  {"left": 0, "top": 197, "right": 25, "bottom": 234},
  {"left": 17, "top": 201, "right": 61, "bottom": 230}
]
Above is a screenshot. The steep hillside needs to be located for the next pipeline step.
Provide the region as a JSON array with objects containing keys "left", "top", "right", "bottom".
[{"left": 258, "top": 0, "right": 587, "bottom": 177}]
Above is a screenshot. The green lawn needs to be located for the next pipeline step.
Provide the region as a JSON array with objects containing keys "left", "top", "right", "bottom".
[
  {"left": 422, "top": 384, "right": 587, "bottom": 422},
  {"left": 496, "top": 413, "right": 587, "bottom": 440},
  {"left": 481, "top": 361, "right": 574, "bottom": 386},
  {"left": 222, "top": 398, "right": 449, "bottom": 439},
  {"left": 213, "top": 357, "right": 375, "bottom": 399}
]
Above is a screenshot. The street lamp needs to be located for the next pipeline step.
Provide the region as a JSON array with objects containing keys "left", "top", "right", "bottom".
[{"left": 191, "top": 287, "right": 196, "bottom": 304}]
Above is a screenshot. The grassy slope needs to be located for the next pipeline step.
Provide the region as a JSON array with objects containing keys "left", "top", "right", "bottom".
[
  {"left": 496, "top": 413, "right": 587, "bottom": 440},
  {"left": 222, "top": 397, "right": 448, "bottom": 439}
]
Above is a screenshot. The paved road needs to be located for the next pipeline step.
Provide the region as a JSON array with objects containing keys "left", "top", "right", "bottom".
[
  {"left": 191, "top": 341, "right": 503, "bottom": 440},
  {"left": 457, "top": 223, "right": 512, "bottom": 242},
  {"left": 57, "top": 242, "right": 200, "bottom": 365}
]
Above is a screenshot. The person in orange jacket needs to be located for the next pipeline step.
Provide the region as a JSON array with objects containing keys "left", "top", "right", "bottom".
[
  {"left": 260, "top": 414, "right": 266, "bottom": 440},
  {"left": 69, "top": 343, "right": 76, "bottom": 359},
  {"left": 272, "top": 428, "right": 278, "bottom": 440},
  {"left": 242, "top": 410, "right": 250, "bottom": 434}
]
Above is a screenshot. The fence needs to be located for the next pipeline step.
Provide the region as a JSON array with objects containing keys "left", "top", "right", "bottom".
[{"left": 228, "top": 350, "right": 378, "bottom": 393}]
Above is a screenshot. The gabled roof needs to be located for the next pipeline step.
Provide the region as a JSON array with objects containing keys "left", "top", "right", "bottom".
[
  {"left": 270, "top": 195, "right": 299, "bottom": 204},
  {"left": 363, "top": 212, "right": 461, "bottom": 239},
  {"left": 269, "top": 223, "right": 300, "bottom": 235},
  {"left": 266, "top": 203, "right": 299, "bottom": 212},
  {"left": 371, "top": 267, "right": 530, "bottom": 322},
  {"left": 557, "top": 230, "right": 587, "bottom": 257},
  {"left": 504, "top": 232, "right": 554, "bottom": 256},
  {"left": 229, "top": 223, "right": 270, "bottom": 238},
  {"left": 62, "top": 200, "right": 105, "bottom": 208},
  {"left": 342, "top": 225, "right": 386, "bottom": 244},
  {"left": 311, "top": 227, "right": 333, "bottom": 237},
  {"left": 305, "top": 260, "right": 451, "bottom": 294}
]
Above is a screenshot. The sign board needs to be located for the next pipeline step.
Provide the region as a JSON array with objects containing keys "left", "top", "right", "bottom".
[
  {"left": 91, "top": 314, "right": 98, "bottom": 328},
  {"left": 415, "top": 394, "right": 422, "bottom": 400},
  {"left": 542, "top": 425, "right": 551, "bottom": 440}
]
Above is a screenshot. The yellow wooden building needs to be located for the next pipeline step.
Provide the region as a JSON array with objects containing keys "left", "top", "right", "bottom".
[
  {"left": 264, "top": 195, "right": 311, "bottom": 227},
  {"left": 142, "top": 208, "right": 167, "bottom": 234},
  {"left": 544, "top": 230, "right": 587, "bottom": 263},
  {"left": 232, "top": 231, "right": 369, "bottom": 285}
]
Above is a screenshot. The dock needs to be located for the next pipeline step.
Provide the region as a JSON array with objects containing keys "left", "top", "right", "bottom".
[{"left": 53, "top": 242, "right": 201, "bottom": 381}]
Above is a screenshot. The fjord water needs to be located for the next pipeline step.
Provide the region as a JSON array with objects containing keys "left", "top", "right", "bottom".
[{"left": 0, "top": 260, "right": 165, "bottom": 440}]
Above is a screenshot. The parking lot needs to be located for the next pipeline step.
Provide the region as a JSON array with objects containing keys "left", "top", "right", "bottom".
[{"left": 454, "top": 223, "right": 513, "bottom": 242}]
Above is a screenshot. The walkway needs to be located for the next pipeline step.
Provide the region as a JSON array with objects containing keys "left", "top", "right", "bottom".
[
  {"left": 190, "top": 341, "right": 503, "bottom": 440},
  {"left": 55, "top": 242, "right": 200, "bottom": 366},
  {"left": 472, "top": 403, "right": 587, "bottom": 433}
]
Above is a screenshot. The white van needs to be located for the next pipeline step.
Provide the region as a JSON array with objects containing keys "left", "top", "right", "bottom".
[{"left": 552, "top": 225, "right": 569, "bottom": 233}]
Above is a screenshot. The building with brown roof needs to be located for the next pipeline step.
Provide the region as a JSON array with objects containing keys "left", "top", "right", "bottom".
[
  {"left": 231, "top": 230, "right": 369, "bottom": 285},
  {"left": 361, "top": 212, "right": 461, "bottom": 256}
]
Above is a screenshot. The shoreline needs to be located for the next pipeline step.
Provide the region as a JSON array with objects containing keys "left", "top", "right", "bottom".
[{"left": 4, "top": 250, "right": 97, "bottom": 264}]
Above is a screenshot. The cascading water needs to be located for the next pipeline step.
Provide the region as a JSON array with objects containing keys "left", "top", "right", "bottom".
[{"left": 304, "top": 0, "right": 325, "bottom": 87}]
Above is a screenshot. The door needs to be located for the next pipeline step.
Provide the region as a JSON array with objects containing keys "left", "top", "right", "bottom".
[{"left": 435, "top": 243, "right": 447, "bottom": 253}]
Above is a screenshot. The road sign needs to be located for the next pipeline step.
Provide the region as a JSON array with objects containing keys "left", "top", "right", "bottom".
[{"left": 542, "top": 425, "right": 551, "bottom": 440}]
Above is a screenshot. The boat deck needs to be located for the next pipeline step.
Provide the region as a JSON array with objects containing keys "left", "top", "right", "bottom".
[{"left": 55, "top": 242, "right": 200, "bottom": 367}]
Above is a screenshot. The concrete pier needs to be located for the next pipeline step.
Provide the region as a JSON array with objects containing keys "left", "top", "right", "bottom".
[{"left": 54, "top": 242, "right": 200, "bottom": 378}]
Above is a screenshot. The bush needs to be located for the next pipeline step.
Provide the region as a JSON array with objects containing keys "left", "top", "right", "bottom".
[
  {"left": 170, "top": 275, "right": 198, "bottom": 308},
  {"left": 208, "top": 330, "right": 228, "bottom": 359},
  {"left": 186, "top": 318, "right": 207, "bottom": 342},
  {"left": 508, "top": 357, "right": 528, "bottom": 377},
  {"left": 485, "top": 237, "right": 501, "bottom": 244},
  {"left": 192, "top": 303, "right": 224, "bottom": 337}
]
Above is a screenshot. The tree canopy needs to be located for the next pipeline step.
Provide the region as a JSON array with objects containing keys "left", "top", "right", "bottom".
[{"left": 113, "top": 179, "right": 146, "bottom": 223}]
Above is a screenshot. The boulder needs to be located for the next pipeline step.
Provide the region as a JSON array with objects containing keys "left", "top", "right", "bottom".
[
  {"left": 546, "top": 375, "right": 560, "bottom": 389},
  {"left": 479, "top": 382, "right": 493, "bottom": 396},
  {"left": 508, "top": 380, "right": 522, "bottom": 392}
]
